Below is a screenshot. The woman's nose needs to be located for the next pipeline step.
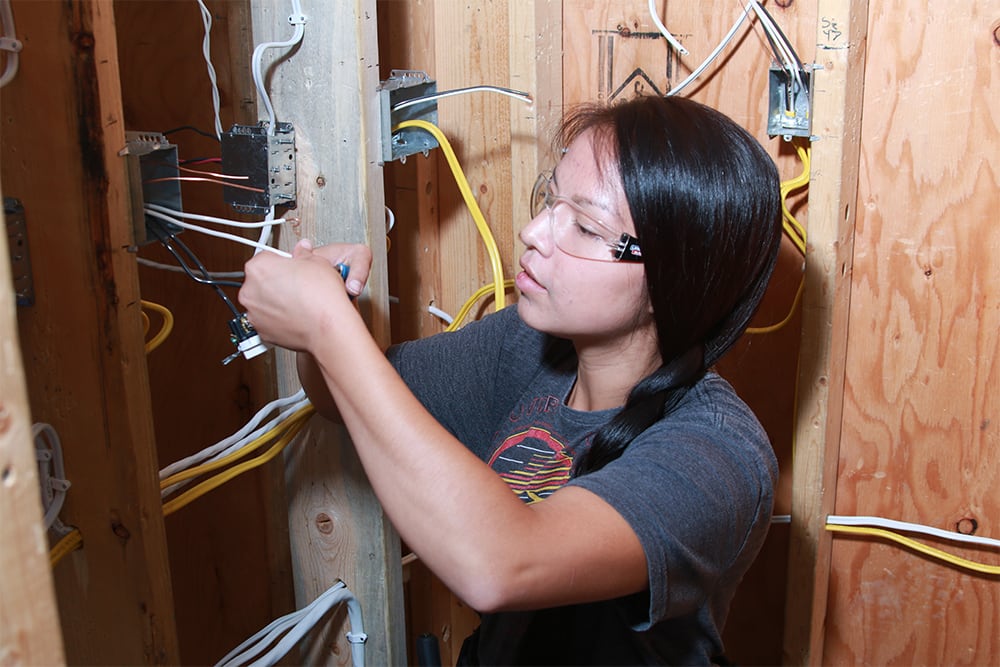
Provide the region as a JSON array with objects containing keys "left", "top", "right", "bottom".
[{"left": 519, "top": 209, "right": 554, "bottom": 256}]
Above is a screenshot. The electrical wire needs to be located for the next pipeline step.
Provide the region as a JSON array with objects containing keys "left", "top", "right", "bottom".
[
  {"left": 394, "top": 120, "right": 506, "bottom": 312},
  {"left": 145, "top": 207, "right": 292, "bottom": 258},
  {"left": 0, "top": 0, "right": 21, "bottom": 89},
  {"left": 160, "top": 403, "right": 313, "bottom": 494},
  {"left": 826, "top": 523, "right": 1000, "bottom": 577},
  {"left": 780, "top": 143, "right": 810, "bottom": 253},
  {"left": 146, "top": 203, "right": 292, "bottom": 230},
  {"left": 142, "top": 299, "right": 174, "bottom": 353},
  {"left": 177, "top": 164, "right": 251, "bottom": 180},
  {"left": 745, "top": 276, "right": 804, "bottom": 335},
  {"left": 50, "top": 529, "right": 83, "bottom": 568},
  {"left": 196, "top": 0, "right": 223, "bottom": 139},
  {"left": 391, "top": 85, "right": 532, "bottom": 112},
  {"left": 216, "top": 580, "right": 366, "bottom": 667},
  {"left": 445, "top": 279, "right": 516, "bottom": 332},
  {"left": 668, "top": 2, "right": 755, "bottom": 97},
  {"left": 828, "top": 515, "right": 1000, "bottom": 551},
  {"left": 137, "top": 257, "right": 245, "bottom": 280},
  {"left": 164, "top": 126, "right": 221, "bottom": 142},
  {"left": 162, "top": 413, "right": 307, "bottom": 516},
  {"left": 647, "top": 0, "right": 689, "bottom": 55},
  {"left": 143, "top": 175, "right": 265, "bottom": 193},
  {"left": 252, "top": 0, "right": 306, "bottom": 137},
  {"left": 159, "top": 390, "right": 308, "bottom": 480}
]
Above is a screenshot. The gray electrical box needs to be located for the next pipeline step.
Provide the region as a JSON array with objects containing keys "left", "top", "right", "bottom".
[
  {"left": 767, "top": 65, "right": 813, "bottom": 140},
  {"left": 122, "top": 131, "right": 183, "bottom": 244},
  {"left": 221, "top": 122, "right": 296, "bottom": 214},
  {"left": 378, "top": 69, "right": 439, "bottom": 164}
]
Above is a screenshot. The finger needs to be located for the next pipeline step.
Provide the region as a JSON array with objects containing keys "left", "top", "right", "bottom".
[{"left": 292, "top": 238, "right": 314, "bottom": 258}]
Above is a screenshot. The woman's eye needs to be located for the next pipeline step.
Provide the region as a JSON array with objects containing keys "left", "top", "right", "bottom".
[{"left": 572, "top": 218, "right": 603, "bottom": 240}]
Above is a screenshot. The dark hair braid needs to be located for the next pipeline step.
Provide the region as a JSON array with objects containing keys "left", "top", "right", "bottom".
[{"left": 567, "top": 96, "right": 783, "bottom": 477}]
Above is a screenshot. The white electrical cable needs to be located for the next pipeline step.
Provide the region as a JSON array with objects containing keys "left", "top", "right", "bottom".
[
  {"left": 647, "top": 0, "right": 689, "bottom": 55},
  {"left": 159, "top": 390, "right": 307, "bottom": 479},
  {"left": 144, "top": 207, "right": 292, "bottom": 258},
  {"left": 159, "top": 395, "right": 311, "bottom": 498},
  {"left": 145, "top": 203, "right": 290, "bottom": 229},
  {"left": 137, "top": 257, "right": 245, "bottom": 279},
  {"left": 251, "top": 0, "right": 306, "bottom": 137},
  {"left": 391, "top": 85, "right": 533, "bottom": 112},
  {"left": 196, "top": 0, "right": 223, "bottom": 138},
  {"left": 427, "top": 305, "right": 454, "bottom": 326},
  {"left": 216, "top": 580, "right": 365, "bottom": 667},
  {"left": 668, "top": 1, "right": 755, "bottom": 97},
  {"left": 33, "top": 423, "right": 70, "bottom": 531},
  {"left": 0, "top": 0, "right": 21, "bottom": 89},
  {"left": 827, "top": 515, "right": 1000, "bottom": 550},
  {"left": 748, "top": 1, "right": 804, "bottom": 92}
]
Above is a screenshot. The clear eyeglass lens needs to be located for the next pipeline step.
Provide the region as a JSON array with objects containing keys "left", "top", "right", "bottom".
[{"left": 530, "top": 172, "right": 621, "bottom": 262}]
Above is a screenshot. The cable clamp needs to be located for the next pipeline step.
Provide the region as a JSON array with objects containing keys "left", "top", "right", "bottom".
[
  {"left": 288, "top": 13, "right": 307, "bottom": 25},
  {"left": 0, "top": 37, "right": 22, "bottom": 53},
  {"left": 49, "top": 478, "right": 72, "bottom": 493},
  {"left": 346, "top": 632, "right": 368, "bottom": 645}
]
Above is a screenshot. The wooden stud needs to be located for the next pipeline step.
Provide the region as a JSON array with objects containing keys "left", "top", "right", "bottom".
[
  {"left": 782, "top": 1, "right": 869, "bottom": 664},
  {"left": 0, "top": 1, "right": 180, "bottom": 663},
  {"left": 248, "top": 1, "right": 404, "bottom": 664},
  {"left": 0, "top": 193, "right": 65, "bottom": 667}
]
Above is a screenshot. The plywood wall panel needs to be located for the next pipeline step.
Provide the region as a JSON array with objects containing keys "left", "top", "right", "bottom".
[{"left": 825, "top": 1, "right": 1000, "bottom": 663}]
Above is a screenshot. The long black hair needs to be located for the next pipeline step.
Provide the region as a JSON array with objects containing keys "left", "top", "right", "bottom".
[{"left": 567, "top": 96, "right": 783, "bottom": 476}]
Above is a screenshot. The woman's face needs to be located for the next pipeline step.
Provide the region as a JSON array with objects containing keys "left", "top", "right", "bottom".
[{"left": 516, "top": 130, "right": 653, "bottom": 346}]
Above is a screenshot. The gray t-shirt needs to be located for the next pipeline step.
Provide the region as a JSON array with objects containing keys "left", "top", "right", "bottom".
[{"left": 388, "top": 306, "right": 776, "bottom": 665}]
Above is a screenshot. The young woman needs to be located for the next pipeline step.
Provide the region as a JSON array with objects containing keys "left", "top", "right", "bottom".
[{"left": 239, "top": 95, "right": 783, "bottom": 665}]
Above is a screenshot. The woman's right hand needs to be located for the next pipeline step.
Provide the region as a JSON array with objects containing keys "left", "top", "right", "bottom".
[{"left": 239, "top": 239, "right": 373, "bottom": 353}]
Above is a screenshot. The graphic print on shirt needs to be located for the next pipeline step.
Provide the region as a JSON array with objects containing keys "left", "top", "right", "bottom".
[{"left": 488, "top": 426, "right": 573, "bottom": 504}]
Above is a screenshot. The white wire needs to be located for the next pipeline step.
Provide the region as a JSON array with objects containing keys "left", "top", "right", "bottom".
[
  {"left": 748, "top": 0, "right": 803, "bottom": 92},
  {"left": 647, "top": 0, "right": 689, "bottom": 55},
  {"left": 159, "top": 397, "right": 311, "bottom": 498},
  {"left": 196, "top": 0, "right": 223, "bottom": 139},
  {"left": 668, "top": 1, "right": 755, "bottom": 97},
  {"left": 391, "top": 85, "right": 532, "bottom": 112},
  {"left": 137, "top": 257, "right": 245, "bottom": 279},
  {"left": 216, "top": 581, "right": 365, "bottom": 667},
  {"left": 427, "top": 305, "right": 454, "bottom": 326},
  {"left": 254, "top": 206, "right": 276, "bottom": 256},
  {"left": 159, "top": 390, "right": 306, "bottom": 479},
  {"left": 827, "top": 515, "right": 1000, "bottom": 550},
  {"left": 146, "top": 203, "right": 290, "bottom": 229},
  {"left": 144, "top": 207, "right": 291, "bottom": 258},
  {"left": 251, "top": 0, "right": 306, "bottom": 137},
  {"left": 0, "top": 0, "right": 20, "bottom": 89},
  {"left": 385, "top": 205, "right": 395, "bottom": 235}
]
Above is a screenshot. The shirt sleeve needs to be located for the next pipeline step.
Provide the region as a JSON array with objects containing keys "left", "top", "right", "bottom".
[
  {"left": 386, "top": 306, "right": 556, "bottom": 456},
  {"left": 568, "top": 376, "right": 777, "bottom": 630}
]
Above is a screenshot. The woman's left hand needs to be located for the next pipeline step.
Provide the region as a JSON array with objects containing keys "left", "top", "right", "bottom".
[{"left": 239, "top": 239, "right": 366, "bottom": 353}]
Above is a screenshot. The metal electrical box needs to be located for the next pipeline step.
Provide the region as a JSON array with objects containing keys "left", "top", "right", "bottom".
[{"left": 221, "top": 122, "right": 296, "bottom": 214}]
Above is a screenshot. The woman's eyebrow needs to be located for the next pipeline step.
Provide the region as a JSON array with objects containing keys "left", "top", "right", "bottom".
[{"left": 552, "top": 166, "right": 615, "bottom": 215}]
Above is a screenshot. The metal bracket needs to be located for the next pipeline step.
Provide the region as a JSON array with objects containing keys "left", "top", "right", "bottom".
[
  {"left": 4, "top": 198, "right": 34, "bottom": 307},
  {"left": 378, "top": 69, "right": 439, "bottom": 164}
]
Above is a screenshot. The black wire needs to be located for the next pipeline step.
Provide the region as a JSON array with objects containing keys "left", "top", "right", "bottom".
[
  {"left": 162, "top": 125, "right": 221, "bottom": 142},
  {"left": 146, "top": 220, "right": 243, "bottom": 317}
]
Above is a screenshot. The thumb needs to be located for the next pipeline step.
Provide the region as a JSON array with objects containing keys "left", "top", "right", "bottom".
[{"left": 292, "top": 238, "right": 314, "bottom": 258}]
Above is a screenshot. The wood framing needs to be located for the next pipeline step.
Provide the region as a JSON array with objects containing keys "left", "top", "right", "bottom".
[
  {"left": 248, "top": 1, "right": 405, "bottom": 664},
  {"left": 0, "top": 1, "right": 179, "bottom": 663},
  {"left": 0, "top": 193, "right": 65, "bottom": 667},
  {"left": 783, "top": 1, "right": 869, "bottom": 663}
]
